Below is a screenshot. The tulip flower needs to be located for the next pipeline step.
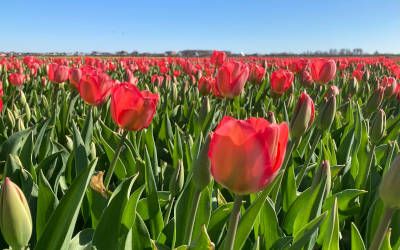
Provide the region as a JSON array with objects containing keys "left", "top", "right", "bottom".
[
  {"left": 198, "top": 76, "right": 214, "bottom": 96},
  {"left": 78, "top": 71, "right": 114, "bottom": 106},
  {"left": 352, "top": 69, "right": 364, "bottom": 82},
  {"left": 208, "top": 116, "right": 289, "bottom": 194},
  {"left": 310, "top": 59, "right": 336, "bottom": 84},
  {"left": 249, "top": 64, "right": 265, "bottom": 85},
  {"left": 48, "top": 63, "right": 69, "bottom": 83},
  {"left": 210, "top": 50, "right": 227, "bottom": 67},
  {"left": 110, "top": 82, "right": 159, "bottom": 131},
  {"left": 270, "top": 69, "right": 294, "bottom": 96},
  {"left": 215, "top": 61, "right": 249, "bottom": 98},
  {"left": 8, "top": 73, "right": 25, "bottom": 87},
  {"left": 69, "top": 67, "right": 82, "bottom": 89},
  {"left": 380, "top": 76, "right": 397, "bottom": 97},
  {"left": 0, "top": 178, "right": 32, "bottom": 249},
  {"left": 290, "top": 92, "right": 315, "bottom": 139},
  {"left": 301, "top": 69, "right": 313, "bottom": 87}
]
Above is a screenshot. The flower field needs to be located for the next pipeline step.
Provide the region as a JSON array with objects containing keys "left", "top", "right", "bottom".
[{"left": 0, "top": 52, "right": 400, "bottom": 249}]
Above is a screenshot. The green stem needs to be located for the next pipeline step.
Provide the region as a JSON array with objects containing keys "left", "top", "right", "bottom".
[
  {"left": 361, "top": 144, "right": 376, "bottom": 189},
  {"left": 185, "top": 188, "right": 201, "bottom": 245},
  {"left": 297, "top": 131, "right": 321, "bottom": 188},
  {"left": 223, "top": 195, "right": 243, "bottom": 250},
  {"left": 369, "top": 207, "right": 394, "bottom": 250},
  {"left": 104, "top": 130, "right": 129, "bottom": 190}
]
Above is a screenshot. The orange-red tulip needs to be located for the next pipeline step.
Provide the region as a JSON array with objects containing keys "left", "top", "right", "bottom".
[
  {"left": 208, "top": 116, "right": 289, "bottom": 194},
  {"left": 270, "top": 69, "right": 293, "bottom": 95},
  {"left": 111, "top": 82, "right": 159, "bottom": 131},
  {"left": 8, "top": 73, "right": 25, "bottom": 87},
  {"left": 78, "top": 71, "right": 114, "bottom": 105},
  {"left": 310, "top": 59, "right": 336, "bottom": 84},
  {"left": 215, "top": 61, "right": 249, "bottom": 98},
  {"left": 48, "top": 63, "right": 69, "bottom": 83}
]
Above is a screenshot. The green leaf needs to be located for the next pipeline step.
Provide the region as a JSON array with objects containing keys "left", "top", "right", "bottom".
[
  {"left": 318, "top": 198, "right": 339, "bottom": 250},
  {"left": 323, "top": 189, "right": 368, "bottom": 213},
  {"left": 208, "top": 202, "right": 233, "bottom": 244},
  {"left": 289, "top": 212, "right": 327, "bottom": 250},
  {"left": 234, "top": 188, "right": 270, "bottom": 250},
  {"left": 36, "top": 170, "right": 59, "bottom": 240},
  {"left": 92, "top": 174, "right": 138, "bottom": 250},
  {"left": 259, "top": 197, "right": 282, "bottom": 250},
  {"left": 189, "top": 225, "right": 215, "bottom": 250},
  {"left": 351, "top": 223, "right": 366, "bottom": 250},
  {"left": 68, "top": 229, "right": 94, "bottom": 250},
  {"left": 34, "top": 159, "right": 97, "bottom": 250}
]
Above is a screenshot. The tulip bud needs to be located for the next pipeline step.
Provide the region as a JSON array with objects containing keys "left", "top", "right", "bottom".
[
  {"left": 317, "top": 95, "right": 336, "bottom": 132},
  {"left": 365, "top": 87, "right": 384, "bottom": 117},
  {"left": 6, "top": 109, "right": 15, "bottom": 127},
  {"left": 90, "top": 142, "right": 97, "bottom": 159},
  {"left": 370, "top": 109, "right": 386, "bottom": 145},
  {"left": 65, "top": 135, "right": 74, "bottom": 151},
  {"left": 348, "top": 77, "right": 359, "bottom": 97},
  {"left": 312, "top": 160, "right": 331, "bottom": 195},
  {"left": 169, "top": 161, "right": 185, "bottom": 197},
  {"left": 192, "top": 136, "right": 212, "bottom": 191},
  {"left": 290, "top": 92, "right": 315, "bottom": 139},
  {"left": 199, "top": 97, "right": 210, "bottom": 125},
  {"left": 0, "top": 178, "right": 32, "bottom": 249},
  {"left": 17, "top": 118, "right": 25, "bottom": 131},
  {"left": 379, "top": 155, "right": 400, "bottom": 208}
]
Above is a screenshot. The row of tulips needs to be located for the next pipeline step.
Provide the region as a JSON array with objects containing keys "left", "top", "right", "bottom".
[{"left": 0, "top": 52, "right": 399, "bottom": 249}]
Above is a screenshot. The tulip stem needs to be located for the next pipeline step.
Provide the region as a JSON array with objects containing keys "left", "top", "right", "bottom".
[
  {"left": 297, "top": 131, "right": 321, "bottom": 188},
  {"left": 223, "top": 195, "right": 243, "bottom": 250},
  {"left": 369, "top": 206, "right": 394, "bottom": 250},
  {"left": 104, "top": 130, "right": 129, "bottom": 190},
  {"left": 185, "top": 188, "right": 201, "bottom": 245},
  {"left": 163, "top": 196, "right": 175, "bottom": 226}
]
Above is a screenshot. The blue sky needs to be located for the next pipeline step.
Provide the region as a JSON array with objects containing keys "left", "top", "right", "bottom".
[{"left": 1, "top": 0, "right": 399, "bottom": 53}]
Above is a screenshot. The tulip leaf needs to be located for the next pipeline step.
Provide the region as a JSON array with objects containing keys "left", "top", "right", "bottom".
[
  {"left": 68, "top": 228, "right": 94, "bottom": 250},
  {"left": 208, "top": 202, "right": 233, "bottom": 244},
  {"left": 189, "top": 225, "right": 215, "bottom": 250},
  {"left": 289, "top": 212, "right": 327, "bottom": 250},
  {"left": 36, "top": 170, "right": 59, "bottom": 240},
  {"left": 72, "top": 121, "right": 88, "bottom": 175},
  {"left": 34, "top": 159, "right": 96, "bottom": 250},
  {"left": 234, "top": 187, "right": 270, "bottom": 250},
  {"left": 259, "top": 197, "right": 282, "bottom": 250},
  {"left": 318, "top": 198, "right": 339, "bottom": 250},
  {"left": 92, "top": 174, "right": 138, "bottom": 250},
  {"left": 351, "top": 222, "right": 366, "bottom": 250}
]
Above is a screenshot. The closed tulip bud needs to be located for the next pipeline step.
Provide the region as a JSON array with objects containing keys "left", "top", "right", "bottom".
[
  {"left": 172, "top": 83, "right": 178, "bottom": 101},
  {"left": 370, "top": 109, "right": 386, "bottom": 145},
  {"left": 7, "top": 109, "right": 15, "bottom": 127},
  {"left": 312, "top": 160, "right": 331, "bottom": 195},
  {"left": 17, "top": 118, "right": 25, "bottom": 131},
  {"left": 19, "top": 91, "right": 27, "bottom": 106},
  {"left": 65, "top": 135, "right": 74, "bottom": 151},
  {"left": 379, "top": 155, "right": 400, "bottom": 208},
  {"left": 169, "top": 161, "right": 185, "bottom": 197},
  {"left": 199, "top": 96, "right": 210, "bottom": 125},
  {"left": 42, "top": 95, "right": 49, "bottom": 109},
  {"left": 0, "top": 178, "right": 32, "bottom": 249},
  {"left": 193, "top": 135, "right": 212, "bottom": 191},
  {"left": 290, "top": 92, "right": 315, "bottom": 139},
  {"left": 365, "top": 87, "right": 384, "bottom": 117},
  {"left": 348, "top": 77, "right": 359, "bottom": 97},
  {"left": 317, "top": 95, "right": 336, "bottom": 132},
  {"left": 90, "top": 142, "right": 97, "bottom": 159},
  {"left": 24, "top": 103, "right": 31, "bottom": 122}
]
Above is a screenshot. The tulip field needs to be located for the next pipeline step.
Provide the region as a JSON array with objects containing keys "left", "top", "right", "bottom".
[{"left": 1, "top": 52, "right": 400, "bottom": 250}]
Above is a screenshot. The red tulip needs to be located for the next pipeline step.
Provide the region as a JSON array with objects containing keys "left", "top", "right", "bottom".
[
  {"left": 352, "top": 69, "right": 364, "bottom": 82},
  {"left": 198, "top": 76, "right": 214, "bottom": 96},
  {"left": 0, "top": 81, "right": 3, "bottom": 96},
  {"left": 380, "top": 76, "right": 397, "bottom": 97},
  {"left": 208, "top": 116, "right": 289, "bottom": 194},
  {"left": 215, "top": 61, "right": 249, "bottom": 98},
  {"left": 8, "top": 73, "right": 25, "bottom": 87},
  {"left": 249, "top": 64, "right": 265, "bottom": 85},
  {"left": 48, "top": 63, "right": 69, "bottom": 83},
  {"left": 210, "top": 51, "right": 227, "bottom": 67},
  {"left": 301, "top": 69, "right": 313, "bottom": 87},
  {"left": 310, "top": 59, "right": 336, "bottom": 84},
  {"left": 78, "top": 72, "right": 114, "bottom": 105},
  {"left": 69, "top": 68, "right": 82, "bottom": 89},
  {"left": 270, "top": 69, "right": 294, "bottom": 95},
  {"left": 0, "top": 98, "right": 2, "bottom": 112},
  {"left": 111, "top": 82, "right": 159, "bottom": 131}
]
